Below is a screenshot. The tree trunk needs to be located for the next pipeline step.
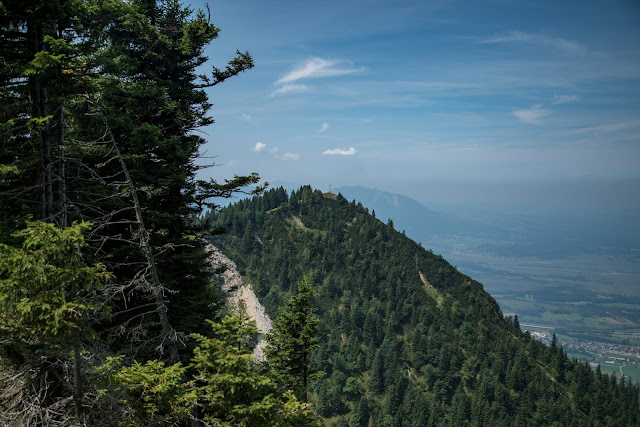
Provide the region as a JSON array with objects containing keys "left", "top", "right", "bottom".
[
  {"left": 73, "top": 328, "right": 83, "bottom": 424},
  {"left": 28, "top": 21, "right": 55, "bottom": 223},
  {"left": 57, "top": 26, "right": 68, "bottom": 228},
  {"left": 101, "top": 112, "right": 180, "bottom": 364},
  {"left": 59, "top": 105, "right": 67, "bottom": 228}
]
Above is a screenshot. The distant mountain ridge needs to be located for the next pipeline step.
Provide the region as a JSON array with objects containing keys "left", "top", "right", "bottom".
[
  {"left": 334, "top": 186, "right": 478, "bottom": 242},
  {"left": 265, "top": 182, "right": 638, "bottom": 257}
]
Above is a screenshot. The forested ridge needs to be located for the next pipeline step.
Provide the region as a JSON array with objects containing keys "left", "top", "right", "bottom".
[
  {"left": 208, "top": 186, "right": 640, "bottom": 426},
  {"left": 1, "top": 0, "right": 639, "bottom": 425}
]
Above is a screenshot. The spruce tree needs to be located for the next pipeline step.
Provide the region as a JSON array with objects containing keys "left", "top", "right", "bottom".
[
  {"left": 61, "top": 0, "right": 257, "bottom": 358},
  {"left": 0, "top": 0, "right": 93, "bottom": 229},
  {"left": 191, "top": 315, "right": 314, "bottom": 426},
  {"left": 266, "top": 275, "right": 322, "bottom": 402},
  {"left": 1, "top": 0, "right": 264, "bottom": 422},
  {"left": 0, "top": 221, "right": 112, "bottom": 423}
]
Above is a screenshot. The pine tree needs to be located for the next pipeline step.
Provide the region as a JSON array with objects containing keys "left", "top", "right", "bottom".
[
  {"left": 94, "top": 314, "right": 315, "bottom": 426},
  {"left": 191, "top": 315, "right": 314, "bottom": 426},
  {"left": 0, "top": 221, "right": 112, "bottom": 423},
  {"left": 0, "top": 0, "right": 93, "bottom": 229},
  {"left": 92, "top": 356, "right": 194, "bottom": 425},
  {"left": 266, "top": 274, "right": 322, "bottom": 402},
  {"left": 1, "top": 0, "right": 264, "bottom": 422},
  {"left": 370, "top": 349, "right": 385, "bottom": 394},
  {"left": 61, "top": 0, "right": 258, "bottom": 358}
]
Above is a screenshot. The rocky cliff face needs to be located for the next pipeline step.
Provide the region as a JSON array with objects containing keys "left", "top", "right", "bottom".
[{"left": 205, "top": 243, "right": 272, "bottom": 361}]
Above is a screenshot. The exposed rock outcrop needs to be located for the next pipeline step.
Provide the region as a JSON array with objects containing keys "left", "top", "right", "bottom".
[{"left": 204, "top": 243, "right": 272, "bottom": 361}]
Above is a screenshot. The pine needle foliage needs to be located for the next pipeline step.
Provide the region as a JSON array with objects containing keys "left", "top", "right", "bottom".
[
  {"left": 0, "top": 220, "right": 111, "bottom": 348},
  {"left": 266, "top": 275, "right": 323, "bottom": 403}
]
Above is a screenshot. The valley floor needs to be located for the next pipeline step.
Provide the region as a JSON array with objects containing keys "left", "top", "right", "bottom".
[{"left": 425, "top": 232, "right": 640, "bottom": 386}]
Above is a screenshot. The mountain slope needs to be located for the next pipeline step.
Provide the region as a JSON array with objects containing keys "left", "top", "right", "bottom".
[{"left": 207, "top": 186, "right": 639, "bottom": 426}]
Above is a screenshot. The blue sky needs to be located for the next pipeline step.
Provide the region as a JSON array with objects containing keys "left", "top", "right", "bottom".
[{"left": 189, "top": 0, "right": 640, "bottom": 214}]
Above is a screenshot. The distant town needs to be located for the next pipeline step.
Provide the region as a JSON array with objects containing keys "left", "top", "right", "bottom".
[{"left": 525, "top": 327, "right": 640, "bottom": 383}]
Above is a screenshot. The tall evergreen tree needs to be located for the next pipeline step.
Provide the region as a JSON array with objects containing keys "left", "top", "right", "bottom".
[
  {"left": 58, "top": 0, "right": 257, "bottom": 358},
  {"left": 0, "top": 0, "right": 93, "bottom": 230},
  {"left": 1, "top": 0, "right": 258, "bottom": 357},
  {"left": 92, "top": 315, "right": 315, "bottom": 425},
  {"left": 266, "top": 275, "right": 322, "bottom": 402},
  {"left": 1, "top": 0, "right": 264, "bottom": 422}
]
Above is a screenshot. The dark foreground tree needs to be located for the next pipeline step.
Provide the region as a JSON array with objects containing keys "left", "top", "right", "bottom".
[
  {"left": 64, "top": 0, "right": 256, "bottom": 359},
  {"left": 0, "top": 0, "right": 268, "bottom": 423},
  {"left": 0, "top": 221, "right": 112, "bottom": 423},
  {"left": 190, "top": 315, "right": 314, "bottom": 426}
]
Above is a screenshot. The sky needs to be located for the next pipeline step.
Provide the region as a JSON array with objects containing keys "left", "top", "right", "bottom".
[{"left": 189, "top": 0, "right": 640, "bottom": 215}]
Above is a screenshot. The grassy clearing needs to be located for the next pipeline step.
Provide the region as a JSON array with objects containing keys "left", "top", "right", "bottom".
[
  {"left": 622, "top": 365, "right": 640, "bottom": 382},
  {"left": 583, "top": 317, "right": 601, "bottom": 326},
  {"left": 598, "top": 364, "right": 620, "bottom": 377},
  {"left": 419, "top": 271, "right": 444, "bottom": 308}
]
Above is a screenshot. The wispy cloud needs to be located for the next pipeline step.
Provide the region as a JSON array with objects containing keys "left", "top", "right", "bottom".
[
  {"left": 400, "top": 81, "right": 476, "bottom": 90},
  {"left": 323, "top": 147, "right": 358, "bottom": 156},
  {"left": 241, "top": 114, "right": 253, "bottom": 122},
  {"left": 553, "top": 94, "right": 579, "bottom": 104},
  {"left": 512, "top": 104, "right": 551, "bottom": 124},
  {"left": 276, "top": 58, "right": 364, "bottom": 85},
  {"left": 568, "top": 119, "right": 640, "bottom": 134},
  {"left": 271, "top": 58, "right": 364, "bottom": 96},
  {"left": 271, "top": 84, "right": 309, "bottom": 97},
  {"left": 281, "top": 152, "right": 300, "bottom": 160},
  {"left": 317, "top": 122, "right": 329, "bottom": 133},
  {"left": 252, "top": 142, "right": 266, "bottom": 152},
  {"left": 480, "top": 31, "right": 587, "bottom": 55}
]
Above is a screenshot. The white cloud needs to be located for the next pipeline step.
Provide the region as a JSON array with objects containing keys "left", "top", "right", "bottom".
[
  {"left": 553, "top": 94, "right": 579, "bottom": 104},
  {"left": 512, "top": 104, "right": 551, "bottom": 124},
  {"left": 317, "top": 122, "right": 329, "bottom": 133},
  {"left": 276, "top": 57, "right": 364, "bottom": 85},
  {"left": 323, "top": 147, "right": 358, "bottom": 156},
  {"left": 253, "top": 142, "right": 267, "bottom": 152},
  {"left": 271, "top": 84, "right": 309, "bottom": 97},
  {"left": 241, "top": 114, "right": 253, "bottom": 122},
  {"left": 480, "top": 31, "right": 587, "bottom": 55},
  {"left": 282, "top": 152, "right": 300, "bottom": 160}
]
